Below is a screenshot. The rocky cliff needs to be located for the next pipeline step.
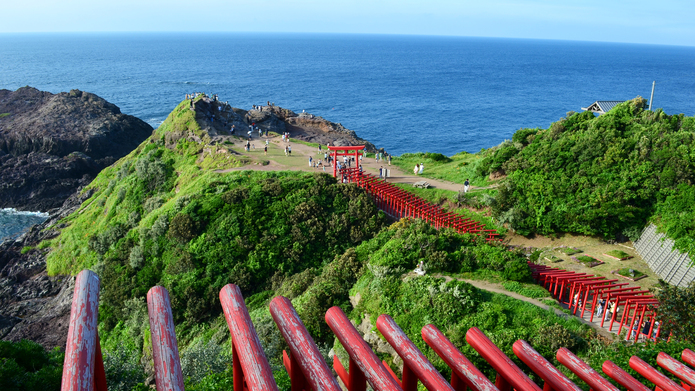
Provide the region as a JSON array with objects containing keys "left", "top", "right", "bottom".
[
  {"left": 0, "top": 87, "right": 153, "bottom": 211},
  {"left": 187, "top": 97, "right": 377, "bottom": 151},
  {"left": 0, "top": 189, "right": 93, "bottom": 349}
]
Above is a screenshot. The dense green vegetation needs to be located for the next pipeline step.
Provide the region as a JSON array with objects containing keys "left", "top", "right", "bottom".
[
  {"left": 0, "top": 340, "right": 63, "bottom": 391},
  {"left": 653, "top": 281, "right": 695, "bottom": 343},
  {"left": 476, "top": 98, "right": 695, "bottom": 255},
  {"left": 19, "top": 97, "right": 693, "bottom": 390},
  {"left": 38, "top": 99, "right": 389, "bottom": 388}
]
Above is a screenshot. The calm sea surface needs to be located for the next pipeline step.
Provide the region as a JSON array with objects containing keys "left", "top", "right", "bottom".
[{"left": 1, "top": 33, "right": 694, "bottom": 239}]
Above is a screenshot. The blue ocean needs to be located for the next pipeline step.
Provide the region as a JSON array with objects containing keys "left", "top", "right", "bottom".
[{"left": 1, "top": 33, "right": 694, "bottom": 240}]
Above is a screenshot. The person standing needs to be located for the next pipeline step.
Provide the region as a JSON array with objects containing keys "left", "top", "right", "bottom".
[
  {"left": 464, "top": 179, "right": 470, "bottom": 193},
  {"left": 418, "top": 163, "right": 424, "bottom": 174},
  {"left": 309, "top": 156, "right": 313, "bottom": 167},
  {"left": 264, "top": 145, "right": 268, "bottom": 155},
  {"left": 414, "top": 164, "right": 419, "bottom": 175},
  {"left": 379, "top": 166, "right": 384, "bottom": 178},
  {"left": 288, "top": 145, "right": 292, "bottom": 156},
  {"left": 387, "top": 154, "right": 391, "bottom": 166}
]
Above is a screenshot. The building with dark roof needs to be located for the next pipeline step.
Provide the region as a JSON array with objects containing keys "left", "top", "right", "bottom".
[{"left": 581, "top": 101, "right": 625, "bottom": 114}]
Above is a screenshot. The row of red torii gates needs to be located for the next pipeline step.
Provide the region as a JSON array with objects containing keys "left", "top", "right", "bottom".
[
  {"left": 529, "top": 263, "right": 661, "bottom": 342},
  {"left": 64, "top": 270, "right": 695, "bottom": 391},
  {"left": 328, "top": 146, "right": 500, "bottom": 241}
]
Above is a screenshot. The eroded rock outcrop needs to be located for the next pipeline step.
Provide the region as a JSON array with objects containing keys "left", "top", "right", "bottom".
[
  {"left": 0, "top": 188, "right": 93, "bottom": 349},
  {"left": 0, "top": 86, "right": 153, "bottom": 211},
  {"left": 189, "top": 97, "right": 376, "bottom": 151}
]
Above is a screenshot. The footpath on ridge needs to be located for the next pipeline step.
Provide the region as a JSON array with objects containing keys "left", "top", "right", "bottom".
[
  {"left": 215, "top": 133, "right": 467, "bottom": 191},
  {"left": 436, "top": 274, "right": 617, "bottom": 339}
]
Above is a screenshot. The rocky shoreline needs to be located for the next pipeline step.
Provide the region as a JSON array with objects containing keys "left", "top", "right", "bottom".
[
  {"left": 0, "top": 87, "right": 153, "bottom": 211},
  {"left": 0, "top": 189, "right": 93, "bottom": 349}
]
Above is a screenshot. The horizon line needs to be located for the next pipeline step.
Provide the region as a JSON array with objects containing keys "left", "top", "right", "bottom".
[{"left": 0, "top": 30, "right": 693, "bottom": 49}]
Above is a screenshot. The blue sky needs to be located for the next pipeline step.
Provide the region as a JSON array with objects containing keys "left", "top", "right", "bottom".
[{"left": 3, "top": 0, "right": 693, "bottom": 46}]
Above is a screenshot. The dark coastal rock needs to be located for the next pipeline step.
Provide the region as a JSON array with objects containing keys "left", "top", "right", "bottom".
[
  {"left": 0, "top": 86, "right": 153, "bottom": 211},
  {"left": 0, "top": 188, "right": 93, "bottom": 349},
  {"left": 190, "top": 97, "right": 377, "bottom": 151}
]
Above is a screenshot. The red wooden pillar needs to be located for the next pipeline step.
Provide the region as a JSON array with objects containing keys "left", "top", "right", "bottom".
[
  {"left": 61, "top": 270, "right": 107, "bottom": 391},
  {"left": 147, "top": 286, "right": 185, "bottom": 391}
]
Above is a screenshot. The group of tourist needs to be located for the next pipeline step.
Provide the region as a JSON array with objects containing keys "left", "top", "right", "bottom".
[
  {"left": 374, "top": 152, "right": 391, "bottom": 165},
  {"left": 413, "top": 163, "right": 425, "bottom": 175}
]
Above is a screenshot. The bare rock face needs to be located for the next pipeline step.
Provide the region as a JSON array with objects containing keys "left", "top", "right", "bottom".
[
  {"left": 0, "top": 86, "right": 153, "bottom": 211},
  {"left": 190, "top": 97, "right": 377, "bottom": 151},
  {"left": 0, "top": 188, "right": 93, "bottom": 349}
]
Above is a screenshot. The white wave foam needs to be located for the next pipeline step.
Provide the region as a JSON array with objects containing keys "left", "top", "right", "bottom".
[{"left": 0, "top": 208, "right": 49, "bottom": 217}]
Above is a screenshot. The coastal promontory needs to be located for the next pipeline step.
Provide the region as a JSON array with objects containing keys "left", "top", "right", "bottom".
[{"left": 0, "top": 86, "right": 153, "bottom": 211}]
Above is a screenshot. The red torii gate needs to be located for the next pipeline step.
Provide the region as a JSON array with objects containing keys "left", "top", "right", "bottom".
[{"left": 329, "top": 145, "right": 364, "bottom": 179}]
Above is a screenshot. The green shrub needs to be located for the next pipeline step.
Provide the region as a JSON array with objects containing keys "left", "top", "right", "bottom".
[
  {"left": 168, "top": 213, "right": 197, "bottom": 243},
  {"left": 0, "top": 340, "right": 63, "bottom": 391},
  {"left": 103, "top": 345, "right": 146, "bottom": 391},
  {"left": 180, "top": 340, "right": 231, "bottom": 385},
  {"left": 424, "top": 152, "right": 452, "bottom": 163}
]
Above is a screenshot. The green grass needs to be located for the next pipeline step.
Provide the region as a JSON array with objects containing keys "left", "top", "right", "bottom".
[
  {"left": 391, "top": 151, "right": 489, "bottom": 186},
  {"left": 501, "top": 281, "right": 552, "bottom": 299},
  {"left": 616, "top": 268, "right": 646, "bottom": 279},
  {"left": 0, "top": 113, "right": 10, "bottom": 118},
  {"left": 544, "top": 254, "right": 562, "bottom": 263},
  {"left": 393, "top": 183, "right": 457, "bottom": 203},
  {"left": 575, "top": 255, "right": 602, "bottom": 267},
  {"left": 20, "top": 246, "right": 33, "bottom": 254},
  {"left": 605, "top": 250, "right": 631, "bottom": 259},
  {"left": 557, "top": 247, "right": 582, "bottom": 255}
]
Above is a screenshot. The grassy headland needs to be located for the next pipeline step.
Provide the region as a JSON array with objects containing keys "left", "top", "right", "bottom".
[{"left": 12, "top": 97, "right": 695, "bottom": 390}]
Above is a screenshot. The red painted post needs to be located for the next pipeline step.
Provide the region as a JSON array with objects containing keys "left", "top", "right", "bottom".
[
  {"left": 147, "top": 286, "right": 185, "bottom": 391},
  {"left": 629, "top": 356, "right": 685, "bottom": 391},
  {"left": 269, "top": 296, "right": 342, "bottom": 391},
  {"left": 219, "top": 284, "right": 279, "bottom": 391},
  {"left": 589, "top": 284, "right": 631, "bottom": 322},
  {"left": 571, "top": 279, "right": 607, "bottom": 314},
  {"left": 658, "top": 352, "right": 695, "bottom": 389},
  {"left": 376, "top": 315, "right": 454, "bottom": 391},
  {"left": 512, "top": 340, "right": 582, "bottom": 391},
  {"left": 556, "top": 348, "right": 619, "bottom": 391},
  {"left": 602, "top": 360, "right": 651, "bottom": 391},
  {"left": 421, "top": 324, "right": 499, "bottom": 391},
  {"left": 325, "top": 306, "right": 403, "bottom": 391},
  {"left": 683, "top": 349, "right": 695, "bottom": 367},
  {"left": 578, "top": 280, "right": 618, "bottom": 318},
  {"left": 465, "top": 327, "right": 542, "bottom": 391},
  {"left": 61, "top": 270, "right": 106, "bottom": 391}
]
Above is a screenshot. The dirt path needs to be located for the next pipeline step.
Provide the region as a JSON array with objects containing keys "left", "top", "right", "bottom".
[
  {"left": 436, "top": 274, "right": 616, "bottom": 339},
  {"left": 213, "top": 134, "right": 472, "bottom": 191}
]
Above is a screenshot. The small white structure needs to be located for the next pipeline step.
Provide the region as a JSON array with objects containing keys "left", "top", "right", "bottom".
[
  {"left": 413, "top": 260, "right": 426, "bottom": 276},
  {"left": 581, "top": 101, "right": 625, "bottom": 115}
]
